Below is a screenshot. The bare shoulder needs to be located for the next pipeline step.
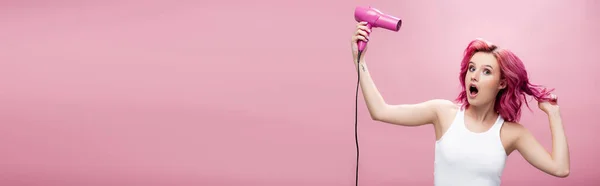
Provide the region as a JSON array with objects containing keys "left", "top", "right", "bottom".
[
  {"left": 500, "top": 121, "right": 529, "bottom": 154},
  {"left": 427, "top": 99, "right": 458, "bottom": 110},
  {"left": 428, "top": 99, "right": 459, "bottom": 115},
  {"left": 501, "top": 121, "right": 528, "bottom": 136},
  {"left": 428, "top": 99, "right": 460, "bottom": 140},
  {"left": 426, "top": 99, "right": 460, "bottom": 124}
]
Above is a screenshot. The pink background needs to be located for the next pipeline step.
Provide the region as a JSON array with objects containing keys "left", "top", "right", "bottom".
[{"left": 1, "top": 0, "right": 599, "bottom": 185}]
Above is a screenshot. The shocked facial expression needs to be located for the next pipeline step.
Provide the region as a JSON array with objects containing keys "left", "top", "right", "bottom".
[{"left": 465, "top": 52, "right": 506, "bottom": 106}]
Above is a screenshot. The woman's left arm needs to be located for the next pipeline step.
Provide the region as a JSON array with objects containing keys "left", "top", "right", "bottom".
[{"left": 514, "top": 94, "right": 570, "bottom": 177}]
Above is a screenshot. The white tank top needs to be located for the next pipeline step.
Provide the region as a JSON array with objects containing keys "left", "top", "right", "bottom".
[{"left": 434, "top": 106, "right": 507, "bottom": 186}]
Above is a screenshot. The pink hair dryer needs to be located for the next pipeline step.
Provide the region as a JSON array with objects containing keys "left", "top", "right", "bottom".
[
  {"left": 354, "top": 6, "right": 402, "bottom": 52},
  {"left": 352, "top": 6, "right": 402, "bottom": 186}
]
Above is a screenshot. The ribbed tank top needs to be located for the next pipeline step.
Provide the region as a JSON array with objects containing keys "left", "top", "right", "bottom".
[{"left": 434, "top": 106, "right": 507, "bottom": 186}]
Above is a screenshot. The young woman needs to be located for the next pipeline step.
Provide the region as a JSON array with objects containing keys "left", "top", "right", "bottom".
[{"left": 350, "top": 21, "right": 570, "bottom": 186}]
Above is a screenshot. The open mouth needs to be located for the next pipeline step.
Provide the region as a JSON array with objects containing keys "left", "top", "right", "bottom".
[{"left": 469, "top": 84, "right": 479, "bottom": 97}]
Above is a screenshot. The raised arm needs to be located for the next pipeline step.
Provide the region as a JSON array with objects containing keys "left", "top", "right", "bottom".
[
  {"left": 515, "top": 96, "right": 570, "bottom": 177},
  {"left": 351, "top": 22, "right": 449, "bottom": 127}
]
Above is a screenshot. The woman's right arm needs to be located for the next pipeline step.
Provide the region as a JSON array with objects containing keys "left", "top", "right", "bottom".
[{"left": 351, "top": 22, "right": 449, "bottom": 127}]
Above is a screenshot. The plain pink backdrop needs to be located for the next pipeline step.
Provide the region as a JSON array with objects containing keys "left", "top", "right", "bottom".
[{"left": 1, "top": 0, "right": 599, "bottom": 185}]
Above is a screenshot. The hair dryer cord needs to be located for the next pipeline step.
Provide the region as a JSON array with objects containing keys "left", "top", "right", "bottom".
[{"left": 354, "top": 50, "right": 362, "bottom": 186}]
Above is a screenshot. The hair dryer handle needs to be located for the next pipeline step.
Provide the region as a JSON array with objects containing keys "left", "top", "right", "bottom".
[{"left": 357, "top": 23, "right": 372, "bottom": 52}]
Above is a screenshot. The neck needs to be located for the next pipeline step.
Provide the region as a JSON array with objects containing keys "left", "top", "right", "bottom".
[{"left": 467, "top": 101, "right": 498, "bottom": 124}]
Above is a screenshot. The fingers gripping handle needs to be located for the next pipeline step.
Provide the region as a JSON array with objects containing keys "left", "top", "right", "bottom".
[{"left": 357, "top": 23, "right": 372, "bottom": 52}]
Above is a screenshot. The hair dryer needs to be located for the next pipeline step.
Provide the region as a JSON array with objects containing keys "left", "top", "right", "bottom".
[
  {"left": 354, "top": 6, "right": 402, "bottom": 53},
  {"left": 352, "top": 6, "right": 402, "bottom": 186}
]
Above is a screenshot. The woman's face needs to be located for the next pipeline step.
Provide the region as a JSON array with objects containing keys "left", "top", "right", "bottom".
[{"left": 465, "top": 52, "right": 506, "bottom": 106}]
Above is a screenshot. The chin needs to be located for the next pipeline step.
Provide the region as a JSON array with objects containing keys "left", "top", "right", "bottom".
[
  {"left": 467, "top": 96, "right": 494, "bottom": 107},
  {"left": 466, "top": 97, "right": 481, "bottom": 106}
]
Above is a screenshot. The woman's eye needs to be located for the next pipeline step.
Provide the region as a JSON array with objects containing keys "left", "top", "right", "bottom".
[
  {"left": 469, "top": 66, "right": 475, "bottom": 72},
  {"left": 483, "top": 69, "right": 491, "bottom": 75}
]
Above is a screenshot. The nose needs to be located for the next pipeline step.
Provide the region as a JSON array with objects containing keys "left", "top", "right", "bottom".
[{"left": 470, "top": 71, "right": 479, "bottom": 82}]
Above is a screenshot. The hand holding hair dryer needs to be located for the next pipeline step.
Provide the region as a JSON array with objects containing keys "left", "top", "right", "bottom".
[{"left": 354, "top": 6, "right": 402, "bottom": 52}]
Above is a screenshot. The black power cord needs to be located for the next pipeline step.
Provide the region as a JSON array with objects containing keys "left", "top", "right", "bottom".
[{"left": 354, "top": 50, "right": 362, "bottom": 186}]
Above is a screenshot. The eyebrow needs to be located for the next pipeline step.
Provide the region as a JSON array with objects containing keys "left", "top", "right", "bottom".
[{"left": 469, "top": 61, "right": 493, "bottom": 69}]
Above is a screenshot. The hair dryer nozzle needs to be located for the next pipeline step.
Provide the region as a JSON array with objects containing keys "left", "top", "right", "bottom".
[{"left": 378, "top": 14, "right": 402, "bottom": 31}]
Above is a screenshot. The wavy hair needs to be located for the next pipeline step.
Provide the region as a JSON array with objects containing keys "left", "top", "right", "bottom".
[{"left": 455, "top": 38, "right": 554, "bottom": 122}]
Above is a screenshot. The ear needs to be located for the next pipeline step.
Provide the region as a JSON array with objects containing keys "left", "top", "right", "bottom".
[{"left": 498, "top": 79, "right": 507, "bottom": 90}]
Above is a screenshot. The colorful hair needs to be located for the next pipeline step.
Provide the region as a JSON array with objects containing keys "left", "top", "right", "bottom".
[{"left": 455, "top": 38, "right": 554, "bottom": 122}]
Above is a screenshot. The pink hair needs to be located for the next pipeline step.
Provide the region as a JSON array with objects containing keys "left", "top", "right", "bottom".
[{"left": 455, "top": 38, "right": 554, "bottom": 122}]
